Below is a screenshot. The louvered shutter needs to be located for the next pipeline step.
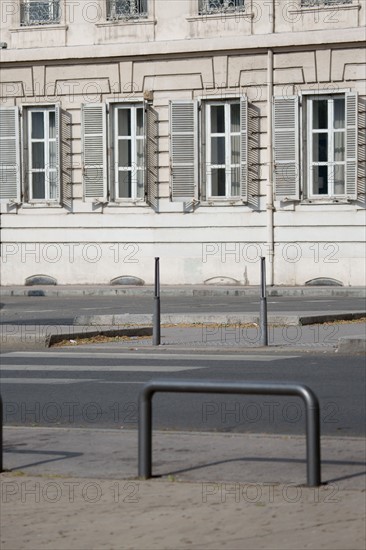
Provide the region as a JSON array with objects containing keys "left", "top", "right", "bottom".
[
  {"left": 82, "top": 103, "right": 107, "bottom": 201},
  {"left": 240, "top": 96, "right": 248, "bottom": 201},
  {"left": 273, "top": 96, "right": 300, "bottom": 200},
  {"left": 145, "top": 103, "right": 158, "bottom": 210},
  {"left": 345, "top": 91, "right": 358, "bottom": 199},
  {"left": 0, "top": 107, "right": 21, "bottom": 202},
  {"left": 60, "top": 109, "right": 72, "bottom": 209},
  {"left": 170, "top": 101, "right": 198, "bottom": 202}
]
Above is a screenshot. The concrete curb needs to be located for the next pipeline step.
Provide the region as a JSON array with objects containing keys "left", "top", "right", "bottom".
[
  {"left": 0, "top": 325, "right": 153, "bottom": 350},
  {"left": 74, "top": 311, "right": 366, "bottom": 327},
  {"left": 1, "top": 285, "right": 366, "bottom": 298},
  {"left": 337, "top": 335, "right": 366, "bottom": 355}
]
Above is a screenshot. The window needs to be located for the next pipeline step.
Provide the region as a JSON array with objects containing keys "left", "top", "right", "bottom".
[
  {"left": 169, "top": 98, "right": 248, "bottom": 202},
  {"left": 0, "top": 105, "right": 71, "bottom": 205},
  {"left": 106, "top": 0, "right": 148, "bottom": 20},
  {"left": 27, "top": 108, "right": 58, "bottom": 200},
  {"left": 82, "top": 102, "right": 157, "bottom": 207},
  {"left": 205, "top": 102, "right": 241, "bottom": 198},
  {"left": 20, "top": 0, "right": 60, "bottom": 26},
  {"left": 307, "top": 96, "right": 347, "bottom": 197},
  {"left": 198, "top": 0, "right": 245, "bottom": 15},
  {"left": 273, "top": 92, "right": 358, "bottom": 201},
  {"left": 113, "top": 105, "right": 145, "bottom": 200}
]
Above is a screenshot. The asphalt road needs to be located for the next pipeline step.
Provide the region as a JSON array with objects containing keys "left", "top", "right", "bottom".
[
  {"left": 1, "top": 348, "right": 365, "bottom": 437},
  {"left": 1, "top": 295, "right": 365, "bottom": 324}
]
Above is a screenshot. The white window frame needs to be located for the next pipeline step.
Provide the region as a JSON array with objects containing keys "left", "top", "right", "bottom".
[
  {"left": 27, "top": 106, "right": 58, "bottom": 202},
  {"left": 112, "top": 103, "right": 145, "bottom": 201},
  {"left": 20, "top": 0, "right": 61, "bottom": 26},
  {"left": 204, "top": 100, "right": 241, "bottom": 200}
]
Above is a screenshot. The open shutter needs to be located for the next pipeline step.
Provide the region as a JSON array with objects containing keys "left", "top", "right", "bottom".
[
  {"left": 170, "top": 100, "right": 198, "bottom": 202},
  {"left": 345, "top": 91, "right": 358, "bottom": 199},
  {"left": 0, "top": 107, "right": 21, "bottom": 202},
  {"left": 240, "top": 96, "right": 248, "bottom": 201},
  {"left": 60, "top": 109, "right": 72, "bottom": 209},
  {"left": 273, "top": 96, "right": 300, "bottom": 200},
  {"left": 82, "top": 103, "right": 107, "bottom": 201},
  {"left": 145, "top": 103, "right": 158, "bottom": 210}
]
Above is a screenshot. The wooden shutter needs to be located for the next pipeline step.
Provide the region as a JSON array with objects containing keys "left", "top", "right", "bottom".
[
  {"left": 240, "top": 96, "right": 248, "bottom": 201},
  {"left": 273, "top": 96, "right": 300, "bottom": 200},
  {"left": 60, "top": 109, "right": 72, "bottom": 209},
  {"left": 145, "top": 103, "right": 159, "bottom": 210},
  {"left": 170, "top": 100, "right": 198, "bottom": 202},
  {"left": 82, "top": 103, "right": 107, "bottom": 201},
  {"left": 0, "top": 107, "right": 21, "bottom": 202},
  {"left": 345, "top": 91, "right": 358, "bottom": 199}
]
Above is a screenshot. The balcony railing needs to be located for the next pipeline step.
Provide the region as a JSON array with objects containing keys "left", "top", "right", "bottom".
[
  {"left": 198, "top": 0, "right": 245, "bottom": 15},
  {"left": 301, "top": 0, "right": 352, "bottom": 6},
  {"left": 106, "top": 0, "right": 148, "bottom": 21},
  {"left": 20, "top": 0, "right": 60, "bottom": 26}
]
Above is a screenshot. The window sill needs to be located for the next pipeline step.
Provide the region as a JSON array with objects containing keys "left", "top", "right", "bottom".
[
  {"left": 22, "top": 202, "right": 63, "bottom": 208},
  {"left": 96, "top": 18, "right": 156, "bottom": 28},
  {"left": 201, "top": 198, "right": 247, "bottom": 206},
  {"left": 301, "top": 197, "right": 354, "bottom": 204},
  {"left": 106, "top": 199, "right": 149, "bottom": 207},
  {"left": 10, "top": 24, "right": 67, "bottom": 32}
]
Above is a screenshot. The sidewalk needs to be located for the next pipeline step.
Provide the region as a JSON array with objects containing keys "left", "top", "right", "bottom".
[
  {"left": 1, "top": 283, "right": 366, "bottom": 297},
  {"left": 1, "top": 320, "right": 365, "bottom": 353},
  {"left": 2, "top": 427, "right": 365, "bottom": 549}
]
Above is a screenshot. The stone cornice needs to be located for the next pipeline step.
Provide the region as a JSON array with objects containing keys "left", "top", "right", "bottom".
[{"left": 0, "top": 27, "right": 365, "bottom": 64}]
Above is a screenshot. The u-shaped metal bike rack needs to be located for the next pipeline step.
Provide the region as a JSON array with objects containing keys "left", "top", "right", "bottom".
[{"left": 138, "top": 380, "right": 321, "bottom": 487}]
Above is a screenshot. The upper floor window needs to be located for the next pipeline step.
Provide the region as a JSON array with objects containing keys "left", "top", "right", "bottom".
[
  {"left": 307, "top": 96, "right": 346, "bottom": 197},
  {"left": 272, "top": 92, "right": 358, "bottom": 202},
  {"left": 205, "top": 102, "right": 241, "bottom": 198},
  {"left": 0, "top": 104, "right": 72, "bottom": 206},
  {"left": 106, "top": 0, "right": 148, "bottom": 20},
  {"left": 198, "top": 0, "right": 245, "bottom": 15},
  {"left": 20, "top": 0, "right": 60, "bottom": 26},
  {"left": 81, "top": 101, "right": 158, "bottom": 207},
  {"left": 300, "top": 0, "right": 352, "bottom": 6},
  {"left": 27, "top": 107, "right": 58, "bottom": 201},
  {"left": 169, "top": 98, "right": 248, "bottom": 203},
  {"left": 113, "top": 105, "right": 145, "bottom": 200}
]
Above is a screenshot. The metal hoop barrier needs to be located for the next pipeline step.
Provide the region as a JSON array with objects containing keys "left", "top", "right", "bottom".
[
  {"left": 138, "top": 380, "right": 321, "bottom": 487},
  {"left": 0, "top": 395, "right": 3, "bottom": 473}
]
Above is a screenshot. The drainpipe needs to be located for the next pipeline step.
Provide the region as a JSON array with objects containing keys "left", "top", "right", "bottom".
[
  {"left": 265, "top": 0, "right": 275, "bottom": 286},
  {"left": 266, "top": 48, "right": 274, "bottom": 286}
]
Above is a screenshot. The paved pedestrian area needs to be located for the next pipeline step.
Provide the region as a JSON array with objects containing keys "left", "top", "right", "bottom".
[{"left": 1, "top": 427, "right": 365, "bottom": 550}]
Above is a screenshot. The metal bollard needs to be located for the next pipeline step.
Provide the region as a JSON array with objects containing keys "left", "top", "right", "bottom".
[
  {"left": 260, "top": 257, "right": 268, "bottom": 346},
  {"left": 153, "top": 257, "right": 161, "bottom": 346}
]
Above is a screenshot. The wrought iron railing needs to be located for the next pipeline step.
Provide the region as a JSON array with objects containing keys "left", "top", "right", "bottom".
[
  {"left": 20, "top": 0, "right": 60, "bottom": 26},
  {"left": 106, "top": 0, "right": 148, "bottom": 20},
  {"left": 301, "top": 0, "right": 352, "bottom": 6},
  {"left": 199, "top": 0, "right": 245, "bottom": 15}
]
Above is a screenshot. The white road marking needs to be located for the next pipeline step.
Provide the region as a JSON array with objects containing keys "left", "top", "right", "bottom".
[
  {"left": 1, "top": 365, "right": 205, "bottom": 373},
  {"left": 1, "top": 352, "right": 299, "bottom": 362},
  {"left": 0, "top": 378, "right": 97, "bottom": 384}
]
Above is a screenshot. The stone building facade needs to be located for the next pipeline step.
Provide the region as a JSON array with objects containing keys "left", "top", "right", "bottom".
[{"left": 0, "top": 0, "right": 365, "bottom": 286}]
